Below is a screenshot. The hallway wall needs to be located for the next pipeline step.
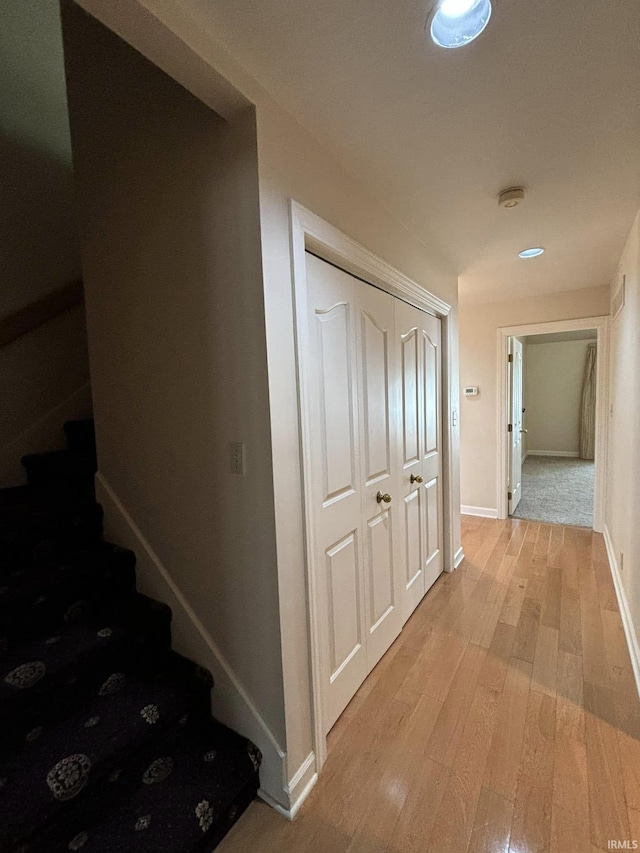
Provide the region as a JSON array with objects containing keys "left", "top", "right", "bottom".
[
  {"left": 62, "top": 2, "right": 285, "bottom": 801},
  {"left": 606, "top": 209, "right": 640, "bottom": 665},
  {"left": 459, "top": 285, "right": 610, "bottom": 513},
  {"left": 524, "top": 338, "right": 595, "bottom": 456},
  {"left": 69, "top": 0, "right": 461, "bottom": 811},
  {"left": 254, "top": 95, "right": 461, "bottom": 789}
]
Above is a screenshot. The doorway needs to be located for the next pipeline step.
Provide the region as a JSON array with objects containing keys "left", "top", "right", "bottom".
[
  {"left": 497, "top": 317, "right": 609, "bottom": 532},
  {"left": 510, "top": 329, "right": 597, "bottom": 527},
  {"left": 290, "top": 201, "right": 456, "bottom": 771},
  {"left": 304, "top": 252, "right": 444, "bottom": 732}
]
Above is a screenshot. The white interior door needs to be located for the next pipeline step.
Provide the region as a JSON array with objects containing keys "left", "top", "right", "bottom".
[
  {"left": 509, "top": 337, "right": 524, "bottom": 515},
  {"left": 396, "top": 302, "right": 426, "bottom": 620},
  {"left": 396, "top": 302, "right": 443, "bottom": 621},
  {"left": 306, "top": 254, "right": 367, "bottom": 731},
  {"left": 353, "top": 278, "right": 403, "bottom": 670},
  {"left": 305, "top": 252, "right": 444, "bottom": 731},
  {"left": 418, "top": 310, "right": 443, "bottom": 594}
]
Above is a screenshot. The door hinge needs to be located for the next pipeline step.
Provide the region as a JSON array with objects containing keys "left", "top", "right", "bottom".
[
  {"left": 508, "top": 353, "right": 514, "bottom": 363},
  {"left": 508, "top": 491, "right": 512, "bottom": 501},
  {"left": 508, "top": 424, "right": 513, "bottom": 433}
]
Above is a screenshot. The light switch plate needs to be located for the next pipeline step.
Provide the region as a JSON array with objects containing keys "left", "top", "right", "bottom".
[{"left": 229, "top": 442, "right": 245, "bottom": 476}]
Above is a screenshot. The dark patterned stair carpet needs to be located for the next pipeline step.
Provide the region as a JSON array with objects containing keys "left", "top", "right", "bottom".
[
  {"left": 0, "top": 501, "right": 104, "bottom": 569},
  {"left": 0, "top": 543, "right": 137, "bottom": 645},
  {"left": 0, "top": 420, "right": 260, "bottom": 852},
  {"left": 0, "top": 594, "right": 172, "bottom": 757}
]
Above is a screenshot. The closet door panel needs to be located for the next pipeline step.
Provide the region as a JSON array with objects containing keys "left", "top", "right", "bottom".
[
  {"left": 325, "top": 531, "right": 362, "bottom": 679},
  {"left": 400, "top": 329, "right": 420, "bottom": 468},
  {"left": 355, "top": 280, "right": 402, "bottom": 669},
  {"left": 361, "top": 310, "right": 391, "bottom": 485},
  {"left": 403, "top": 487, "right": 422, "bottom": 592},
  {"left": 423, "top": 476, "right": 442, "bottom": 589},
  {"left": 318, "top": 302, "right": 356, "bottom": 503},
  {"left": 420, "top": 314, "right": 443, "bottom": 590},
  {"left": 395, "top": 301, "right": 426, "bottom": 620},
  {"left": 306, "top": 253, "right": 367, "bottom": 732},
  {"left": 367, "top": 511, "right": 394, "bottom": 628},
  {"left": 423, "top": 331, "right": 438, "bottom": 457},
  {"left": 304, "top": 252, "right": 445, "bottom": 733}
]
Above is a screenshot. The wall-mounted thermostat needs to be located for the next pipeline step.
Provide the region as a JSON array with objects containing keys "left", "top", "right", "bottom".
[{"left": 464, "top": 386, "right": 479, "bottom": 397}]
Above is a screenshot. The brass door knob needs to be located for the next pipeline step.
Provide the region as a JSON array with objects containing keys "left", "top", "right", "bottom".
[
  {"left": 410, "top": 474, "right": 424, "bottom": 484},
  {"left": 520, "top": 428, "right": 528, "bottom": 433},
  {"left": 377, "top": 491, "right": 392, "bottom": 504}
]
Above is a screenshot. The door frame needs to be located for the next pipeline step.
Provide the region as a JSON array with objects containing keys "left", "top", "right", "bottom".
[
  {"left": 507, "top": 336, "right": 524, "bottom": 516},
  {"left": 289, "top": 200, "right": 453, "bottom": 771},
  {"left": 497, "top": 316, "right": 610, "bottom": 532}
]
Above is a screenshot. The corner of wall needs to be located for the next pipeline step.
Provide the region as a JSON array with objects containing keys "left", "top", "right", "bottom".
[{"left": 258, "top": 750, "right": 318, "bottom": 820}]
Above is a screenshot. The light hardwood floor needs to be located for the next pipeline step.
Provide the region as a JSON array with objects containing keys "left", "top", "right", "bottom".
[{"left": 217, "top": 518, "right": 640, "bottom": 853}]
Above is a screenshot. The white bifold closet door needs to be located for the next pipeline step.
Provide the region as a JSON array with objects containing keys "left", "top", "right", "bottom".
[
  {"left": 305, "top": 253, "right": 442, "bottom": 732},
  {"left": 396, "top": 301, "right": 443, "bottom": 622}
]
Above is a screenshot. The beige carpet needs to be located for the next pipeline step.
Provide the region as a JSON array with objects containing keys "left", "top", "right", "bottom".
[{"left": 512, "top": 455, "right": 595, "bottom": 528}]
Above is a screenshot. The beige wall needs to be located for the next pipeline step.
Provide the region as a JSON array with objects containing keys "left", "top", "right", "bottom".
[
  {"left": 460, "top": 285, "right": 610, "bottom": 512},
  {"left": 606, "top": 210, "right": 640, "bottom": 656},
  {"left": 255, "top": 100, "right": 460, "bottom": 784},
  {"left": 524, "top": 339, "right": 594, "bottom": 455},
  {"left": 62, "top": 1, "right": 285, "bottom": 795},
  {"left": 0, "top": 0, "right": 90, "bottom": 485},
  {"left": 68, "top": 0, "right": 460, "bottom": 810}
]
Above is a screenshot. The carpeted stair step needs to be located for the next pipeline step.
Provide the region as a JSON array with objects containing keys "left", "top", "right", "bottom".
[
  {"left": 0, "top": 593, "right": 172, "bottom": 757},
  {"left": 25, "top": 720, "right": 262, "bottom": 853},
  {"left": 0, "top": 486, "right": 31, "bottom": 510},
  {"left": 63, "top": 420, "right": 96, "bottom": 455},
  {"left": 0, "top": 653, "right": 214, "bottom": 852},
  {"left": 0, "top": 418, "right": 262, "bottom": 851},
  {"left": 0, "top": 501, "right": 103, "bottom": 570},
  {"left": 0, "top": 543, "right": 136, "bottom": 645},
  {"left": 21, "top": 450, "right": 97, "bottom": 502}
]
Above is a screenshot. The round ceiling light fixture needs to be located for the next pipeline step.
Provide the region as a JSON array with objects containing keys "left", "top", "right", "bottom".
[
  {"left": 519, "top": 247, "right": 545, "bottom": 259},
  {"left": 429, "top": 0, "right": 492, "bottom": 49}
]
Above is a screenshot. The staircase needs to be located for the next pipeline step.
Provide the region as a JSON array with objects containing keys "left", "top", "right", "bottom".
[{"left": 0, "top": 421, "right": 260, "bottom": 852}]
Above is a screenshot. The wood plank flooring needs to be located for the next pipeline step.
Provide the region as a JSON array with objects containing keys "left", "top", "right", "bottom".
[{"left": 217, "top": 518, "right": 640, "bottom": 853}]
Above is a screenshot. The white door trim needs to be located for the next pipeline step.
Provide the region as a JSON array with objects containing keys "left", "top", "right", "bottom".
[
  {"left": 289, "top": 200, "right": 453, "bottom": 772},
  {"left": 497, "top": 316, "right": 609, "bottom": 532}
]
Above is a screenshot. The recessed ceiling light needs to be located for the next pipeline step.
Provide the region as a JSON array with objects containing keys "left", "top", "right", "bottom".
[
  {"left": 519, "top": 247, "right": 545, "bottom": 259},
  {"left": 429, "top": 0, "right": 492, "bottom": 49}
]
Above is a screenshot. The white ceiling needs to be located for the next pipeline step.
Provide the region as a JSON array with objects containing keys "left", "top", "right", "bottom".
[{"left": 184, "top": 0, "right": 640, "bottom": 304}]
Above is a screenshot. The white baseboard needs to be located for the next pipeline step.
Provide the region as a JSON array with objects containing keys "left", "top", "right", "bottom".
[
  {"left": 527, "top": 450, "right": 580, "bottom": 458},
  {"left": 461, "top": 505, "right": 498, "bottom": 519},
  {"left": 523, "top": 451, "right": 529, "bottom": 463},
  {"left": 453, "top": 546, "right": 465, "bottom": 569},
  {"left": 259, "top": 773, "right": 317, "bottom": 820},
  {"left": 95, "top": 473, "right": 295, "bottom": 811},
  {"left": 259, "top": 751, "right": 318, "bottom": 820},
  {"left": 603, "top": 525, "right": 640, "bottom": 699}
]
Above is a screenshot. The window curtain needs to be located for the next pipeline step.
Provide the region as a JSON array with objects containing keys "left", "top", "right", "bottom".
[{"left": 579, "top": 342, "right": 597, "bottom": 460}]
